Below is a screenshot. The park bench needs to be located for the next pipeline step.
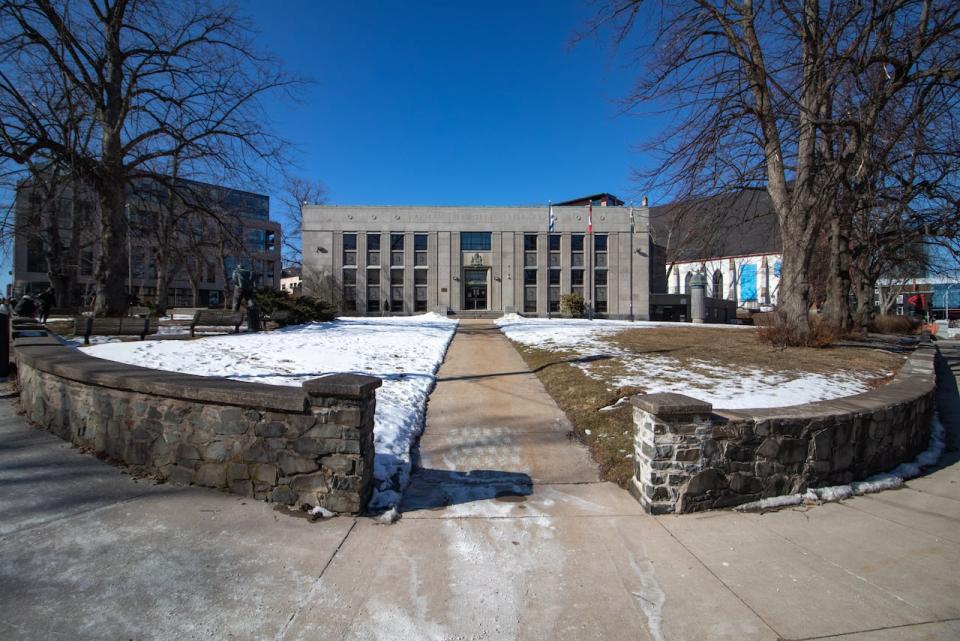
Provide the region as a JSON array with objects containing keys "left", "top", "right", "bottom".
[
  {"left": 190, "top": 309, "right": 245, "bottom": 337},
  {"left": 75, "top": 316, "right": 157, "bottom": 345}
]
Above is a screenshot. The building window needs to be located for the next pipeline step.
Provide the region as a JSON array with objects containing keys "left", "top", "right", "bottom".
[
  {"left": 524, "top": 234, "right": 537, "bottom": 267},
  {"left": 524, "top": 268, "right": 537, "bottom": 313},
  {"left": 461, "top": 232, "right": 491, "bottom": 251},
  {"left": 390, "top": 268, "right": 404, "bottom": 311},
  {"left": 712, "top": 270, "right": 724, "bottom": 299},
  {"left": 571, "top": 234, "right": 584, "bottom": 268},
  {"left": 414, "top": 269, "right": 428, "bottom": 312},
  {"left": 415, "top": 234, "right": 428, "bottom": 266},
  {"left": 549, "top": 234, "right": 561, "bottom": 267},
  {"left": 549, "top": 268, "right": 561, "bottom": 313},
  {"left": 390, "top": 233, "right": 404, "bottom": 266},
  {"left": 343, "top": 233, "right": 357, "bottom": 266},
  {"left": 367, "top": 233, "right": 381, "bottom": 266},
  {"left": 366, "top": 267, "right": 380, "bottom": 313},
  {"left": 595, "top": 269, "right": 608, "bottom": 313},
  {"left": 571, "top": 267, "right": 584, "bottom": 298},
  {"left": 594, "top": 234, "right": 608, "bottom": 268},
  {"left": 26, "top": 238, "right": 45, "bottom": 273},
  {"left": 343, "top": 268, "right": 357, "bottom": 307}
]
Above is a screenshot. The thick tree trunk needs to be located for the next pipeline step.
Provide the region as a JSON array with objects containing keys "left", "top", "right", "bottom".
[
  {"left": 823, "top": 215, "right": 852, "bottom": 332},
  {"left": 93, "top": 179, "right": 129, "bottom": 316}
]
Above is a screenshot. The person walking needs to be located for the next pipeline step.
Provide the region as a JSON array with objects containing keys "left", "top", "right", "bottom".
[
  {"left": 37, "top": 287, "right": 55, "bottom": 324},
  {"left": 0, "top": 298, "right": 11, "bottom": 316}
]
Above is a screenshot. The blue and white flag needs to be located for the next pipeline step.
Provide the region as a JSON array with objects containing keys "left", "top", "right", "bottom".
[{"left": 548, "top": 202, "right": 557, "bottom": 232}]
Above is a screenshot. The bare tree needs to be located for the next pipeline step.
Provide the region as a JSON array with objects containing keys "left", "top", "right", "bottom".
[
  {"left": 0, "top": 0, "right": 299, "bottom": 315},
  {"left": 588, "top": 1, "right": 960, "bottom": 337},
  {"left": 278, "top": 176, "right": 327, "bottom": 268}
]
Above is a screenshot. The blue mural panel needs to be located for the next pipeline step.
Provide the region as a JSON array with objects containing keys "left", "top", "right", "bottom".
[
  {"left": 773, "top": 260, "right": 782, "bottom": 278},
  {"left": 740, "top": 264, "right": 757, "bottom": 302}
]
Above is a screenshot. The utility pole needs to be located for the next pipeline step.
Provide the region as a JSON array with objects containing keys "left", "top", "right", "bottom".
[{"left": 629, "top": 205, "right": 634, "bottom": 322}]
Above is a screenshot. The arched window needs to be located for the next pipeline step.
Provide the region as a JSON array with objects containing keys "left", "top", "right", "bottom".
[
  {"left": 684, "top": 271, "right": 693, "bottom": 294},
  {"left": 712, "top": 270, "right": 724, "bottom": 299}
]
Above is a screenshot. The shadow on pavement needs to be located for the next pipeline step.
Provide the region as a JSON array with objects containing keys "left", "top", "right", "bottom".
[{"left": 400, "top": 467, "right": 532, "bottom": 512}]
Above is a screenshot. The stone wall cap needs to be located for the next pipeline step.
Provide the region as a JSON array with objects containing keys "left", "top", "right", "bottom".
[
  {"left": 14, "top": 342, "right": 309, "bottom": 413},
  {"left": 303, "top": 373, "right": 382, "bottom": 399},
  {"left": 631, "top": 392, "right": 713, "bottom": 416}
]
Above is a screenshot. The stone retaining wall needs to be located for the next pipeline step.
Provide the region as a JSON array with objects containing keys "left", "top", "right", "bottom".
[
  {"left": 629, "top": 341, "right": 937, "bottom": 514},
  {"left": 14, "top": 337, "right": 380, "bottom": 514}
]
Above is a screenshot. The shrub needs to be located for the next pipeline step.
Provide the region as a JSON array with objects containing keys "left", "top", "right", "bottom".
[
  {"left": 752, "top": 312, "right": 777, "bottom": 327},
  {"left": 868, "top": 314, "right": 921, "bottom": 335},
  {"left": 254, "top": 288, "right": 335, "bottom": 326},
  {"left": 756, "top": 313, "right": 836, "bottom": 348},
  {"left": 560, "top": 292, "right": 585, "bottom": 318}
]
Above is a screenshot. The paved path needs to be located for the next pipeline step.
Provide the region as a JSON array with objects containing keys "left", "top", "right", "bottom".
[{"left": 0, "top": 326, "right": 958, "bottom": 640}]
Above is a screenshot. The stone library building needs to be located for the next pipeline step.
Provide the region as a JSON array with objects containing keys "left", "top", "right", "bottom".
[{"left": 302, "top": 194, "right": 666, "bottom": 319}]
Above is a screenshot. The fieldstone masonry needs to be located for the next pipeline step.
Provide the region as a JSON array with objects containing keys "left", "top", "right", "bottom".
[
  {"left": 630, "top": 342, "right": 937, "bottom": 514},
  {"left": 15, "top": 339, "right": 380, "bottom": 514}
]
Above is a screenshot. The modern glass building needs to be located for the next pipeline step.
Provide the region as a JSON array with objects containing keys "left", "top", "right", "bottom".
[{"left": 302, "top": 203, "right": 666, "bottom": 318}]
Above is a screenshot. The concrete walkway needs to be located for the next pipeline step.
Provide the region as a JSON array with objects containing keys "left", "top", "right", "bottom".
[{"left": 0, "top": 326, "right": 958, "bottom": 640}]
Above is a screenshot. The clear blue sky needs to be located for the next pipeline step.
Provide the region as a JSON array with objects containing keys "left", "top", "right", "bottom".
[{"left": 241, "top": 0, "right": 659, "bottom": 209}]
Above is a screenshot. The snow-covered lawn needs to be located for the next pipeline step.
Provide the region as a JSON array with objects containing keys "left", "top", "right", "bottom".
[
  {"left": 85, "top": 313, "right": 458, "bottom": 509},
  {"left": 496, "top": 316, "right": 892, "bottom": 410}
]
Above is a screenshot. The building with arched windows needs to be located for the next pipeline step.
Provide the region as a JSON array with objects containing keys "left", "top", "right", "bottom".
[{"left": 650, "top": 189, "right": 782, "bottom": 310}]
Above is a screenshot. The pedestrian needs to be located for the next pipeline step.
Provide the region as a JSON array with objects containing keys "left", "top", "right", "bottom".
[{"left": 38, "top": 287, "right": 55, "bottom": 324}]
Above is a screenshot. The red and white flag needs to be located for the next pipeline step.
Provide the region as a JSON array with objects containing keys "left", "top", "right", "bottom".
[{"left": 587, "top": 202, "right": 593, "bottom": 234}]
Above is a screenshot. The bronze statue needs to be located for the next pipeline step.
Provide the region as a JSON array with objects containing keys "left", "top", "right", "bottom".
[{"left": 231, "top": 265, "right": 260, "bottom": 331}]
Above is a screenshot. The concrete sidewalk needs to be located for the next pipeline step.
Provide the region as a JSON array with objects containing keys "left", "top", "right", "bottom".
[{"left": 0, "top": 325, "right": 958, "bottom": 640}]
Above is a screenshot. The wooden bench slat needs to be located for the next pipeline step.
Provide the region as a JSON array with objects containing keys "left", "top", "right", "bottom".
[{"left": 190, "top": 309, "right": 246, "bottom": 337}]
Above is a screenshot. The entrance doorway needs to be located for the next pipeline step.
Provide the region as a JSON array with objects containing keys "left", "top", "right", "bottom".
[{"left": 463, "top": 269, "right": 488, "bottom": 310}]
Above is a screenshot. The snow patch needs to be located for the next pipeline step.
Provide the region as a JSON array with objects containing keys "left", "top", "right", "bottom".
[
  {"left": 496, "top": 316, "right": 886, "bottom": 409},
  {"left": 84, "top": 314, "right": 458, "bottom": 509}
]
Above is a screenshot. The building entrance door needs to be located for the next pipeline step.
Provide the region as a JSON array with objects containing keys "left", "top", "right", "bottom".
[{"left": 463, "top": 269, "right": 488, "bottom": 310}]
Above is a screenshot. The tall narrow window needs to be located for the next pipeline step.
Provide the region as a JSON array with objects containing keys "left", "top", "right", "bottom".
[
  {"left": 390, "top": 233, "right": 404, "bottom": 266},
  {"left": 548, "top": 234, "right": 561, "bottom": 267},
  {"left": 343, "top": 268, "right": 357, "bottom": 308},
  {"left": 524, "top": 268, "right": 537, "bottom": 313},
  {"left": 366, "top": 267, "right": 380, "bottom": 313},
  {"left": 414, "top": 269, "right": 428, "bottom": 312},
  {"left": 367, "top": 233, "right": 381, "bottom": 266},
  {"left": 571, "top": 234, "right": 584, "bottom": 298},
  {"left": 594, "top": 234, "right": 608, "bottom": 268},
  {"left": 524, "top": 234, "right": 538, "bottom": 267},
  {"left": 414, "top": 234, "right": 428, "bottom": 266},
  {"left": 390, "top": 268, "right": 404, "bottom": 312},
  {"left": 594, "top": 269, "right": 608, "bottom": 313},
  {"left": 548, "top": 268, "right": 561, "bottom": 313},
  {"left": 343, "top": 233, "right": 357, "bottom": 266}
]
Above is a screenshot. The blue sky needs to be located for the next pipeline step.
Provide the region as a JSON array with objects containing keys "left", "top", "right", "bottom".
[
  {"left": 240, "top": 0, "right": 658, "bottom": 209},
  {"left": 2, "top": 1, "right": 659, "bottom": 285}
]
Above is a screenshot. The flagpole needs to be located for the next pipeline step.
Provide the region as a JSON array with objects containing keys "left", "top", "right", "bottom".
[
  {"left": 629, "top": 205, "right": 634, "bottom": 321},
  {"left": 587, "top": 202, "right": 593, "bottom": 321}
]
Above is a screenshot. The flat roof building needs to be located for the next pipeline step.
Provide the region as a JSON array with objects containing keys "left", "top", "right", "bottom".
[
  {"left": 302, "top": 203, "right": 665, "bottom": 318},
  {"left": 13, "top": 175, "right": 281, "bottom": 309}
]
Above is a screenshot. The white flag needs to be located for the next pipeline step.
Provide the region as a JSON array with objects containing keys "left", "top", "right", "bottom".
[{"left": 548, "top": 203, "right": 557, "bottom": 232}]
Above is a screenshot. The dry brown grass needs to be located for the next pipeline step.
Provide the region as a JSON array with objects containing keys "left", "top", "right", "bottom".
[
  {"left": 610, "top": 327, "right": 904, "bottom": 377},
  {"left": 508, "top": 326, "right": 905, "bottom": 489}
]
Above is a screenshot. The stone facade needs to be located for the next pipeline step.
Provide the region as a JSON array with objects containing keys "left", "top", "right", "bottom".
[
  {"left": 15, "top": 339, "right": 380, "bottom": 514},
  {"left": 629, "top": 343, "right": 937, "bottom": 514},
  {"left": 302, "top": 204, "right": 662, "bottom": 319}
]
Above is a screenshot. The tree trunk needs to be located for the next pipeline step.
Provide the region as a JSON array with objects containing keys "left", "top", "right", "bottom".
[
  {"left": 93, "top": 179, "right": 129, "bottom": 316},
  {"left": 822, "top": 214, "right": 852, "bottom": 332},
  {"left": 776, "top": 221, "right": 812, "bottom": 333}
]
